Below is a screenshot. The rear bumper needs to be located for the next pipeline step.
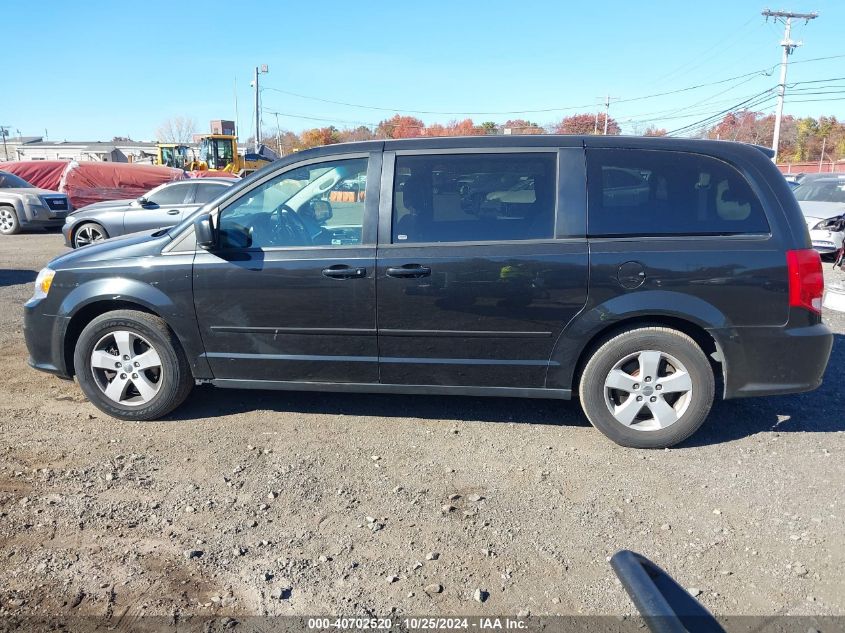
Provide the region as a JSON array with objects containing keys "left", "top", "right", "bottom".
[
  {"left": 711, "top": 318, "right": 833, "bottom": 399},
  {"left": 23, "top": 299, "right": 71, "bottom": 379}
]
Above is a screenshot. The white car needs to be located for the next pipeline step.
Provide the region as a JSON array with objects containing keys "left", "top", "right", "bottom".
[{"left": 794, "top": 173, "right": 845, "bottom": 255}]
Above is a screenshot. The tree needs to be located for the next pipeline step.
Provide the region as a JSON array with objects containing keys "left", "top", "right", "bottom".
[
  {"left": 155, "top": 116, "right": 197, "bottom": 143},
  {"left": 643, "top": 126, "right": 668, "bottom": 137},
  {"left": 480, "top": 121, "right": 498, "bottom": 134},
  {"left": 299, "top": 127, "right": 340, "bottom": 149},
  {"left": 375, "top": 115, "right": 425, "bottom": 139},
  {"left": 261, "top": 129, "right": 300, "bottom": 156},
  {"left": 337, "top": 126, "right": 376, "bottom": 143},
  {"left": 553, "top": 113, "right": 620, "bottom": 135},
  {"left": 705, "top": 110, "right": 796, "bottom": 158}
]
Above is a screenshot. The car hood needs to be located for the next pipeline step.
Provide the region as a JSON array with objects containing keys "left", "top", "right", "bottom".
[
  {"left": 798, "top": 201, "right": 845, "bottom": 222},
  {"left": 69, "top": 199, "right": 136, "bottom": 215},
  {"left": 49, "top": 230, "right": 172, "bottom": 269},
  {"left": 0, "top": 187, "right": 66, "bottom": 197}
]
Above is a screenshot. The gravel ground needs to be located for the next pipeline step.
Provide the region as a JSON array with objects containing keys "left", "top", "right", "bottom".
[{"left": 0, "top": 232, "right": 842, "bottom": 623}]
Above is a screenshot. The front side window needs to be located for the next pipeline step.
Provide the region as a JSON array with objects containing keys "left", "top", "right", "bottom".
[
  {"left": 391, "top": 153, "right": 557, "bottom": 244},
  {"left": 217, "top": 157, "right": 368, "bottom": 249},
  {"left": 587, "top": 149, "right": 769, "bottom": 237},
  {"left": 146, "top": 183, "right": 191, "bottom": 206}
]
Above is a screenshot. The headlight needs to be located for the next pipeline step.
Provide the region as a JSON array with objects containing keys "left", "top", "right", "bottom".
[
  {"left": 24, "top": 193, "right": 44, "bottom": 207},
  {"left": 32, "top": 267, "right": 55, "bottom": 301},
  {"left": 813, "top": 215, "right": 845, "bottom": 231}
]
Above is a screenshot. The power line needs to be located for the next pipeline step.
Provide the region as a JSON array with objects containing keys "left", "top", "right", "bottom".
[{"left": 260, "top": 54, "right": 845, "bottom": 119}]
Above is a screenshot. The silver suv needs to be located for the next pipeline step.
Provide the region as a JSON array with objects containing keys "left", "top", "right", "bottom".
[{"left": 0, "top": 170, "right": 71, "bottom": 235}]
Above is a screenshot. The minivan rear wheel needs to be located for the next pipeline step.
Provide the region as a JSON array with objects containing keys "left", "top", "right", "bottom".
[
  {"left": 578, "top": 326, "right": 714, "bottom": 448},
  {"left": 73, "top": 310, "right": 193, "bottom": 420}
]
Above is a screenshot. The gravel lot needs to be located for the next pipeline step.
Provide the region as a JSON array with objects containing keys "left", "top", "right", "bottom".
[{"left": 0, "top": 232, "right": 843, "bottom": 624}]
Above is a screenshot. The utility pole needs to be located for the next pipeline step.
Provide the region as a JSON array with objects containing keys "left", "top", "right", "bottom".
[
  {"left": 253, "top": 64, "right": 269, "bottom": 153},
  {"left": 762, "top": 9, "right": 818, "bottom": 162},
  {"left": 596, "top": 95, "right": 618, "bottom": 135},
  {"left": 818, "top": 136, "right": 826, "bottom": 173},
  {"left": 274, "top": 112, "right": 283, "bottom": 156},
  {"left": 0, "top": 126, "right": 8, "bottom": 161}
]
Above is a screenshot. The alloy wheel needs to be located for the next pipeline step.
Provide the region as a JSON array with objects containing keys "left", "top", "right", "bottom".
[
  {"left": 90, "top": 330, "right": 163, "bottom": 406},
  {"left": 74, "top": 225, "right": 105, "bottom": 247},
  {"left": 0, "top": 208, "right": 16, "bottom": 233},
  {"left": 603, "top": 349, "right": 693, "bottom": 432}
]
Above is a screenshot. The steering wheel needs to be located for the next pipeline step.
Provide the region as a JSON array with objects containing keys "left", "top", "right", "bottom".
[{"left": 268, "top": 204, "right": 312, "bottom": 246}]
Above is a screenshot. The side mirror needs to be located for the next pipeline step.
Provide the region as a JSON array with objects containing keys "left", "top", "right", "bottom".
[
  {"left": 137, "top": 196, "right": 151, "bottom": 207},
  {"left": 194, "top": 213, "right": 215, "bottom": 249}
]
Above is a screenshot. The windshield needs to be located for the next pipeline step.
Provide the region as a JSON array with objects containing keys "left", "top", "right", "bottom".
[
  {"left": 793, "top": 180, "right": 845, "bottom": 203},
  {"left": 0, "top": 172, "right": 34, "bottom": 188}
]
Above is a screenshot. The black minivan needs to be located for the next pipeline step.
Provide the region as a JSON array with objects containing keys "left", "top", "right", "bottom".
[{"left": 23, "top": 136, "right": 833, "bottom": 448}]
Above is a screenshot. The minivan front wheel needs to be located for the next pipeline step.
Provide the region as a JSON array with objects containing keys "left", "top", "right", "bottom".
[
  {"left": 73, "top": 310, "right": 193, "bottom": 420},
  {"left": 578, "top": 327, "right": 715, "bottom": 448}
]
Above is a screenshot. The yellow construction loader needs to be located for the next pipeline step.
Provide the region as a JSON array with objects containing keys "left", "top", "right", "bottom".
[{"left": 188, "top": 134, "right": 272, "bottom": 176}]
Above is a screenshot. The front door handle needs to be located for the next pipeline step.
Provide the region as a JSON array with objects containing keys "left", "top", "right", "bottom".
[
  {"left": 322, "top": 265, "right": 367, "bottom": 279},
  {"left": 167, "top": 209, "right": 180, "bottom": 215},
  {"left": 386, "top": 264, "right": 432, "bottom": 279}
]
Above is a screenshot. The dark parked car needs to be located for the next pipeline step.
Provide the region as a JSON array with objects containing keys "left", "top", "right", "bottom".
[
  {"left": 23, "top": 136, "right": 832, "bottom": 448},
  {"left": 61, "top": 177, "right": 237, "bottom": 248}
]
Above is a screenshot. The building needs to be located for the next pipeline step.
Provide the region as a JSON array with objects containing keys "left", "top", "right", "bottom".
[
  {"left": 12, "top": 139, "right": 159, "bottom": 163},
  {"left": 0, "top": 136, "right": 43, "bottom": 162}
]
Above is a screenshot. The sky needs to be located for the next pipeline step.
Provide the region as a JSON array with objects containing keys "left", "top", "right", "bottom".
[{"left": 4, "top": 0, "right": 844, "bottom": 142}]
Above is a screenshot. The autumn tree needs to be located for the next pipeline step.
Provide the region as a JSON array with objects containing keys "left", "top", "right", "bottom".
[
  {"left": 299, "top": 127, "right": 340, "bottom": 149},
  {"left": 155, "top": 116, "right": 197, "bottom": 143},
  {"left": 337, "top": 126, "right": 376, "bottom": 143},
  {"left": 643, "top": 126, "right": 668, "bottom": 137},
  {"left": 375, "top": 115, "right": 425, "bottom": 139},
  {"left": 553, "top": 113, "right": 620, "bottom": 135}
]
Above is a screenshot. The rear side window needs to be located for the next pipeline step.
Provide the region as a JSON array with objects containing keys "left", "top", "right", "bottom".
[
  {"left": 392, "top": 153, "right": 556, "bottom": 244},
  {"left": 587, "top": 149, "right": 769, "bottom": 237},
  {"left": 147, "top": 183, "right": 192, "bottom": 206},
  {"left": 194, "top": 183, "right": 231, "bottom": 204}
]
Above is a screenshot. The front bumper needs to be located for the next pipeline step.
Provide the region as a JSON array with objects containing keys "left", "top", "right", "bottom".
[
  {"left": 23, "top": 298, "right": 72, "bottom": 378},
  {"left": 711, "top": 314, "right": 833, "bottom": 399},
  {"left": 808, "top": 228, "right": 844, "bottom": 254}
]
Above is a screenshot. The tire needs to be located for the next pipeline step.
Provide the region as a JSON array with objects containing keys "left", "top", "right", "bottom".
[
  {"left": 578, "top": 326, "right": 715, "bottom": 449},
  {"left": 0, "top": 205, "right": 21, "bottom": 235},
  {"left": 72, "top": 222, "right": 108, "bottom": 248},
  {"left": 73, "top": 310, "right": 193, "bottom": 420}
]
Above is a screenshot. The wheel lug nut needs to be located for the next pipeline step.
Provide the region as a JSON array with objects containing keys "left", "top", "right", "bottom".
[
  {"left": 132, "top": 373, "right": 138, "bottom": 379},
  {"left": 645, "top": 376, "right": 652, "bottom": 383},
  {"left": 114, "top": 362, "right": 121, "bottom": 368},
  {"left": 134, "top": 361, "right": 140, "bottom": 367},
  {"left": 120, "top": 373, "right": 127, "bottom": 379},
  {"left": 656, "top": 384, "right": 662, "bottom": 391},
  {"left": 650, "top": 396, "right": 657, "bottom": 402},
  {"left": 636, "top": 396, "right": 643, "bottom": 401},
  {"left": 633, "top": 383, "right": 639, "bottom": 389},
  {"left": 123, "top": 355, "right": 130, "bottom": 361}
]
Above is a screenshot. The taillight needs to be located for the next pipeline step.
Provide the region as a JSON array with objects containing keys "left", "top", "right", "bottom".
[{"left": 786, "top": 249, "right": 824, "bottom": 314}]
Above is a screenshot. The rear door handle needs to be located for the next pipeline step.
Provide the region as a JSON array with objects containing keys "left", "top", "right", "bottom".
[
  {"left": 322, "top": 265, "right": 367, "bottom": 279},
  {"left": 386, "top": 264, "right": 432, "bottom": 278},
  {"left": 167, "top": 209, "right": 180, "bottom": 215}
]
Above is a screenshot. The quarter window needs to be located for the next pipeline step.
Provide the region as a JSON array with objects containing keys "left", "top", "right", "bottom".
[
  {"left": 391, "top": 153, "right": 557, "bottom": 244},
  {"left": 587, "top": 149, "right": 769, "bottom": 236},
  {"left": 217, "top": 158, "right": 368, "bottom": 249}
]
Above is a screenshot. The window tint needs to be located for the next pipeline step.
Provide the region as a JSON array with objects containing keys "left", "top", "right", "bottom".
[
  {"left": 587, "top": 149, "right": 769, "bottom": 236},
  {"left": 147, "top": 183, "right": 191, "bottom": 206},
  {"left": 217, "top": 158, "right": 367, "bottom": 249},
  {"left": 392, "top": 153, "right": 556, "bottom": 244},
  {"left": 194, "top": 182, "right": 231, "bottom": 204}
]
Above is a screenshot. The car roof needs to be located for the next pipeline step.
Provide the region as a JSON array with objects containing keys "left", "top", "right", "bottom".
[
  {"left": 163, "top": 177, "right": 237, "bottom": 186},
  {"left": 799, "top": 172, "right": 845, "bottom": 182}
]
